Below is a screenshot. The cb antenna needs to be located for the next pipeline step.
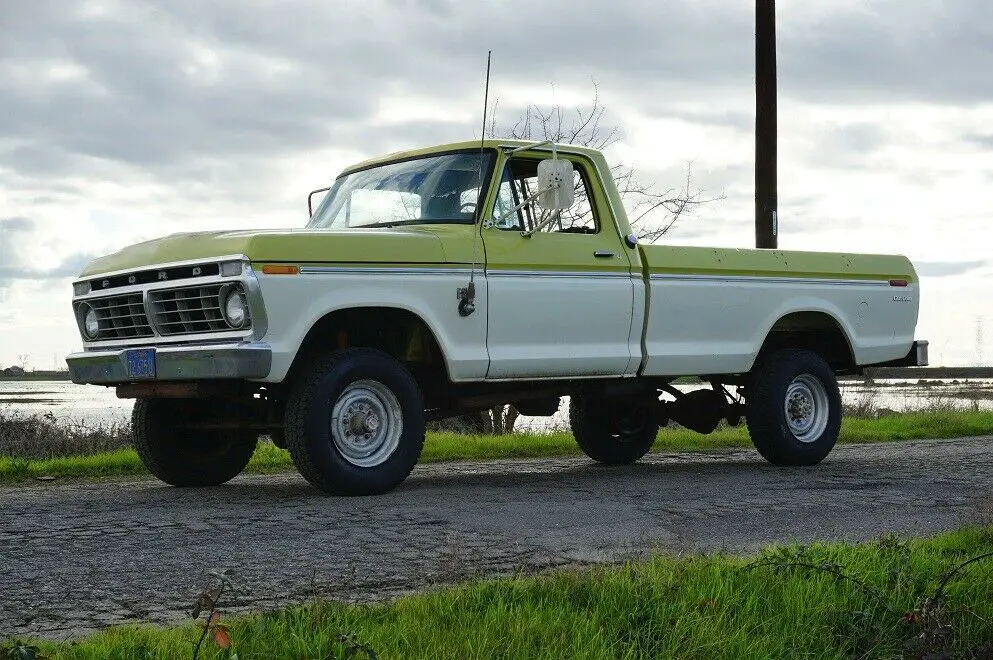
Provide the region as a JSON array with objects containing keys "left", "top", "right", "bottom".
[{"left": 459, "top": 50, "right": 491, "bottom": 318}]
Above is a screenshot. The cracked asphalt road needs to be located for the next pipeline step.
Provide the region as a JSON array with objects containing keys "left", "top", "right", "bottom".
[{"left": 2, "top": 436, "right": 992, "bottom": 639}]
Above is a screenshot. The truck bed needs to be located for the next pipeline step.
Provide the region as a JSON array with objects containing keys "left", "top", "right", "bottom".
[{"left": 637, "top": 245, "right": 919, "bottom": 376}]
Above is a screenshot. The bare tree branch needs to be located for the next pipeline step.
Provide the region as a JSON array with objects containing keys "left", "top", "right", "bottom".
[
  {"left": 490, "top": 82, "right": 721, "bottom": 242},
  {"left": 487, "top": 96, "right": 500, "bottom": 139}
]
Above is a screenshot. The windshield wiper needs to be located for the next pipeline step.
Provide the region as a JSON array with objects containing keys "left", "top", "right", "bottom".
[
  {"left": 360, "top": 218, "right": 476, "bottom": 229},
  {"left": 361, "top": 219, "right": 427, "bottom": 229}
]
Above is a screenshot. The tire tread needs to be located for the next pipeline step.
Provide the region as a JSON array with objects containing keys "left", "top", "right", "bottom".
[
  {"left": 569, "top": 396, "right": 657, "bottom": 465},
  {"left": 131, "top": 398, "right": 257, "bottom": 486},
  {"left": 283, "top": 348, "right": 424, "bottom": 495},
  {"left": 745, "top": 348, "right": 841, "bottom": 466}
]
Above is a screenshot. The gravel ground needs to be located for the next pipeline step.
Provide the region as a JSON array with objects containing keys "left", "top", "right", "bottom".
[{"left": 2, "top": 436, "right": 992, "bottom": 640}]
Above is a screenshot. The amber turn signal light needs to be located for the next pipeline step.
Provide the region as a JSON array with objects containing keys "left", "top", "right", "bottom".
[{"left": 262, "top": 265, "right": 300, "bottom": 275}]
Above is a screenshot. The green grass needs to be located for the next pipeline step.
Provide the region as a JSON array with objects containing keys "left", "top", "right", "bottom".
[
  {"left": 10, "top": 526, "right": 993, "bottom": 659},
  {"left": 0, "top": 411, "right": 993, "bottom": 483},
  {"left": 0, "top": 442, "right": 294, "bottom": 484},
  {"left": 1, "top": 410, "right": 991, "bottom": 484},
  {"left": 429, "top": 410, "right": 993, "bottom": 458}
]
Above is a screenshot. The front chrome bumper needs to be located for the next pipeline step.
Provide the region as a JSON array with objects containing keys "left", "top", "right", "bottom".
[{"left": 66, "top": 342, "right": 272, "bottom": 384}]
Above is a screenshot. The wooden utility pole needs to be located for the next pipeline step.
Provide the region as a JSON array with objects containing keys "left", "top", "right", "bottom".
[{"left": 755, "top": 0, "right": 778, "bottom": 249}]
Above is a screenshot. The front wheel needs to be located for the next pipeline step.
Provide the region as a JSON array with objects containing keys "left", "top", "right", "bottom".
[
  {"left": 745, "top": 348, "right": 841, "bottom": 466},
  {"left": 569, "top": 396, "right": 659, "bottom": 465},
  {"left": 132, "top": 398, "right": 258, "bottom": 486},
  {"left": 284, "top": 348, "right": 425, "bottom": 495}
]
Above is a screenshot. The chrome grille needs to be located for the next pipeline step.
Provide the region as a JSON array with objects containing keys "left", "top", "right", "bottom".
[
  {"left": 86, "top": 294, "right": 154, "bottom": 339},
  {"left": 149, "top": 284, "right": 242, "bottom": 336}
]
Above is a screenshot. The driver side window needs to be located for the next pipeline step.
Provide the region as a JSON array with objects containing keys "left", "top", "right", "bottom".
[{"left": 492, "top": 157, "right": 598, "bottom": 234}]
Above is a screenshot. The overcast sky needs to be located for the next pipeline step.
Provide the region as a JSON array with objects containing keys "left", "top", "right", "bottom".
[{"left": 1, "top": 0, "right": 992, "bottom": 369}]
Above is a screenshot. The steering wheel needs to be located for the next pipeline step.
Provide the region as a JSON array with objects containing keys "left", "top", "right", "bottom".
[{"left": 459, "top": 202, "right": 477, "bottom": 215}]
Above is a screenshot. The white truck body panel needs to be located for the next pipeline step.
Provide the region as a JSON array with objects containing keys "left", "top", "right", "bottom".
[
  {"left": 642, "top": 274, "right": 919, "bottom": 376},
  {"left": 257, "top": 267, "right": 490, "bottom": 383},
  {"left": 484, "top": 270, "right": 636, "bottom": 379}
]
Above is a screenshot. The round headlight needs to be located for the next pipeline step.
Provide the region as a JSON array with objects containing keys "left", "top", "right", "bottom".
[
  {"left": 223, "top": 289, "right": 248, "bottom": 328},
  {"left": 82, "top": 305, "right": 100, "bottom": 340}
]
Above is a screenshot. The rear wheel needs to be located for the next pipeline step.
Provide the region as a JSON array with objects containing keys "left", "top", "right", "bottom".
[
  {"left": 569, "top": 396, "right": 659, "bottom": 465},
  {"left": 284, "top": 348, "right": 425, "bottom": 495},
  {"left": 745, "top": 348, "right": 841, "bottom": 466},
  {"left": 132, "top": 398, "right": 258, "bottom": 486}
]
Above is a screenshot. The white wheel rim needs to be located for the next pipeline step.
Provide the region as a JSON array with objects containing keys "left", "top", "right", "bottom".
[
  {"left": 330, "top": 379, "right": 403, "bottom": 467},
  {"left": 784, "top": 374, "right": 830, "bottom": 443}
]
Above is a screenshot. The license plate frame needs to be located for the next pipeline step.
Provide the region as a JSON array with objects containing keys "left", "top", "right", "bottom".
[{"left": 125, "top": 348, "right": 156, "bottom": 379}]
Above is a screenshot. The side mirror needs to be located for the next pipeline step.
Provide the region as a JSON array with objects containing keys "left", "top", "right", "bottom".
[
  {"left": 537, "top": 159, "right": 574, "bottom": 210},
  {"left": 308, "top": 187, "right": 331, "bottom": 217}
]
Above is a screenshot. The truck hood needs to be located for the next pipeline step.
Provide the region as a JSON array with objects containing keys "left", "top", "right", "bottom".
[{"left": 78, "top": 227, "right": 450, "bottom": 277}]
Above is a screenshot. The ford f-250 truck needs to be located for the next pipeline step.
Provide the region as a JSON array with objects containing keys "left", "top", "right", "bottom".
[{"left": 66, "top": 140, "right": 928, "bottom": 495}]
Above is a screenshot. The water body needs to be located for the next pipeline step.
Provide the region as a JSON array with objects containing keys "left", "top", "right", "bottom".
[
  {"left": 0, "top": 381, "right": 132, "bottom": 427},
  {"left": 2, "top": 379, "right": 991, "bottom": 433}
]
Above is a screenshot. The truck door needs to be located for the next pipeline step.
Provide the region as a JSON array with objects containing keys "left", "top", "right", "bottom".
[{"left": 482, "top": 152, "right": 637, "bottom": 379}]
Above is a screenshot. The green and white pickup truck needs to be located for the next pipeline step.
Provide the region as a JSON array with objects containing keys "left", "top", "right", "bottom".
[{"left": 67, "top": 140, "right": 928, "bottom": 495}]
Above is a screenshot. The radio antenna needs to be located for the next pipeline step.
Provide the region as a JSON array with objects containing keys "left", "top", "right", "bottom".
[
  {"left": 479, "top": 50, "right": 492, "bottom": 160},
  {"left": 459, "top": 50, "right": 491, "bottom": 318}
]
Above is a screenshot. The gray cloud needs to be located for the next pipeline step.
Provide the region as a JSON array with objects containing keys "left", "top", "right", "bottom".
[
  {"left": 916, "top": 260, "right": 988, "bottom": 278},
  {"left": 3, "top": 0, "right": 989, "bottom": 194},
  {"left": 780, "top": 0, "right": 993, "bottom": 105},
  {"left": 0, "top": 219, "right": 37, "bottom": 284},
  {"left": 0, "top": 254, "right": 95, "bottom": 288},
  {"left": 964, "top": 133, "right": 993, "bottom": 150},
  {"left": 0, "top": 217, "right": 94, "bottom": 288},
  {"left": 2, "top": 3, "right": 379, "bottom": 178},
  {"left": 803, "top": 122, "right": 895, "bottom": 170},
  {"left": 45, "top": 253, "right": 95, "bottom": 279},
  {"left": 0, "top": 217, "right": 34, "bottom": 233}
]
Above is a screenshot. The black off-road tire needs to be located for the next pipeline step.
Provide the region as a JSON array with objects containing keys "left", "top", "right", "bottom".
[
  {"left": 569, "top": 396, "right": 659, "bottom": 465},
  {"left": 132, "top": 398, "right": 258, "bottom": 487},
  {"left": 283, "top": 348, "right": 425, "bottom": 496},
  {"left": 746, "top": 348, "right": 842, "bottom": 466}
]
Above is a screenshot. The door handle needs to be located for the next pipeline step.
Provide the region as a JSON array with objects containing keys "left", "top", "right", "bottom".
[{"left": 593, "top": 250, "right": 615, "bottom": 258}]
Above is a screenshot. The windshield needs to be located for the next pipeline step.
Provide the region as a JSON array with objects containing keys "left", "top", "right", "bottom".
[{"left": 308, "top": 151, "right": 496, "bottom": 229}]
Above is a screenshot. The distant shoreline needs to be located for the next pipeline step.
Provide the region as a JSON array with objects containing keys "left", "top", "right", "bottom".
[
  {"left": 0, "top": 371, "right": 71, "bottom": 382},
  {"left": 859, "top": 366, "right": 993, "bottom": 380}
]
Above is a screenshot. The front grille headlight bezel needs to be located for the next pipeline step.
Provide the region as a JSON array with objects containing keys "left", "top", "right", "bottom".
[
  {"left": 221, "top": 284, "right": 250, "bottom": 329},
  {"left": 77, "top": 301, "right": 100, "bottom": 340},
  {"left": 73, "top": 293, "right": 154, "bottom": 342}
]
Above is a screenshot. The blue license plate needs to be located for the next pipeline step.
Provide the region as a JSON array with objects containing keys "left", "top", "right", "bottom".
[{"left": 125, "top": 348, "right": 156, "bottom": 379}]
